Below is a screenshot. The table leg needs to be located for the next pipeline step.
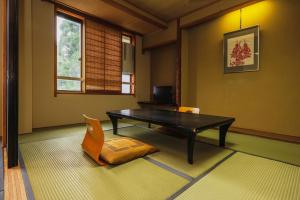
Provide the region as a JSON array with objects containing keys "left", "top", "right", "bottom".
[
  {"left": 109, "top": 116, "right": 118, "bottom": 135},
  {"left": 187, "top": 132, "right": 196, "bottom": 164},
  {"left": 219, "top": 123, "right": 232, "bottom": 147},
  {"left": 148, "top": 123, "right": 151, "bottom": 128}
]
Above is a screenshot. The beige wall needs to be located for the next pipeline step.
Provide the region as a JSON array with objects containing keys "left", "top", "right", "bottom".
[
  {"left": 181, "top": 30, "right": 189, "bottom": 106},
  {"left": 16, "top": 0, "right": 151, "bottom": 131},
  {"left": 19, "top": 0, "right": 33, "bottom": 134},
  {"left": 183, "top": 0, "right": 300, "bottom": 137},
  {"left": 151, "top": 43, "right": 177, "bottom": 94}
]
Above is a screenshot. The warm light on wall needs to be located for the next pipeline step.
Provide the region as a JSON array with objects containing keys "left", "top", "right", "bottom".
[
  {"left": 221, "top": 1, "right": 273, "bottom": 31},
  {"left": 241, "top": 1, "right": 273, "bottom": 27},
  {"left": 222, "top": 9, "right": 240, "bottom": 31}
]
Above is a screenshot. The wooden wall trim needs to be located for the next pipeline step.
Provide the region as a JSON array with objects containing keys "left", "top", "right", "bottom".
[
  {"left": 54, "top": 5, "right": 57, "bottom": 97},
  {"left": 175, "top": 18, "right": 181, "bottom": 106},
  {"left": 230, "top": 126, "right": 300, "bottom": 144},
  {"left": 142, "top": 39, "right": 176, "bottom": 52},
  {"left": 102, "top": 0, "right": 167, "bottom": 29},
  {"left": 2, "top": 0, "right": 7, "bottom": 148},
  {"left": 41, "top": 0, "right": 144, "bottom": 36}
]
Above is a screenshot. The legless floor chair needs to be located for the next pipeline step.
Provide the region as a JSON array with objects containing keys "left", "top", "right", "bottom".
[
  {"left": 178, "top": 106, "right": 200, "bottom": 114},
  {"left": 82, "top": 115, "right": 158, "bottom": 165},
  {"left": 82, "top": 115, "right": 106, "bottom": 165}
]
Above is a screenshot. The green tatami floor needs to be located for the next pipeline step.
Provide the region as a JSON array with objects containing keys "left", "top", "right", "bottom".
[
  {"left": 19, "top": 121, "right": 132, "bottom": 144},
  {"left": 20, "top": 135, "right": 188, "bottom": 200},
  {"left": 19, "top": 121, "right": 300, "bottom": 200},
  {"left": 197, "top": 129, "right": 300, "bottom": 166},
  {"left": 175, "top": 153, "right": 300, "bottom": 200}
]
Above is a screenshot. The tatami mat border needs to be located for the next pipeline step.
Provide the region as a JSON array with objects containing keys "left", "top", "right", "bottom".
[
  {"left": 143, "top": 157, "right": 194, "bottom": 182},
  {"left": 19, "top": 152, "right": 35, "bottom": 200},
  {"left": 166, "top": 151, "right": 237, "bottom": 200}
]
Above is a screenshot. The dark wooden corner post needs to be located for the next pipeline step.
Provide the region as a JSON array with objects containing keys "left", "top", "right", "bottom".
[
  {"left": 2, "top": 0, "right": 7, "bottom": 148},
  {"left": 7, "top": 0, "right": 19, "bottom": 168},
  {"left": 176, "top": 18, "right": 182, "bottom": 107}
]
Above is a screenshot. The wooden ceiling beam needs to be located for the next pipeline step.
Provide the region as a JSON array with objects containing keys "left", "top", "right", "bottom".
[
  {"left": 172, "top": 0, "right": 222, "bottom": 22},
  {"left": 122, "top": 0, "right": 165, "bottom": 22},
  {"left": 102, "top": 0, "right": 167, "bottom": 29}
]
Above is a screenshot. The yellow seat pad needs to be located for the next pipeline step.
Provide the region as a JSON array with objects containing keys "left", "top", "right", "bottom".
[{"left": 101, "top": 137, "right": 158, "bottom": 164}]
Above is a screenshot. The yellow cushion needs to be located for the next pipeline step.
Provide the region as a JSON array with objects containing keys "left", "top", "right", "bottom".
[{"left": 100, "top": 137, "right": 158, "bottom": 164}]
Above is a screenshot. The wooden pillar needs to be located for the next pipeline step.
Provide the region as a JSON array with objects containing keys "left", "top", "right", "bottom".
[
  {"left": 2, "top": 0, "right": 7, "bottom": 148},
  {"left": 176, "top": 18, "right": 182, "bottom": 106},
  {"left": 7, "top": 0, "right": 19, "bottom": 168}
]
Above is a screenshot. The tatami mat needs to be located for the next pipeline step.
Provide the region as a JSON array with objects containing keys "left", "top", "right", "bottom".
[
  {"left": 19, "top": 122, "right": 300, "bottom": 200},
  {"left": 19, "top": 121, "right": 132, "bottom": 144},
  {"left": 175, "top": 152, "right": 300, "bottom": 200},
  {"left": 124, "top": 119, "right": 300, "bottom": 166},
  {"left": 111, "top": 126, "right": 233, "bottom": 178},
  {"left": 20, "top": 134, "right": 188, "bottom": 200},
  {"left": 197, "top": 129, "right": 300, "bottom": 166}
]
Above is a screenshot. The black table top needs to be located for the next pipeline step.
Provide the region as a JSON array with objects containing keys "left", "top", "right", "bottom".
[{"left": 107, "top": 109, "right": 235, "bottom": 133}]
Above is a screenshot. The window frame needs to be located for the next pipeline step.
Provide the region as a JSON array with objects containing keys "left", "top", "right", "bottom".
[
  {"left": 54, "top": 8, "right": 136, "bottom": 96},
  {"left": 55, "top": 9, "right": 84, "bottom": 95},
  {"left": 121, "top": 74, "right": 135, "bottom": 95},
  {"left": 121, "top": 33, "right": 136, "bottom": 95}
]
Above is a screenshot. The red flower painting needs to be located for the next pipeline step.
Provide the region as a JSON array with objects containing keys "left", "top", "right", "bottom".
[
  {"left": 224, "top": 26, "right": 259, "bottom": 73},
  {"left": 229, "top": 40, "right": 252, "bottom": 67}
]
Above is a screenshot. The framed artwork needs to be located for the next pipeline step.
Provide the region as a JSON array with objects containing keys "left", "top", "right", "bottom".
[{"left": 224, "top": 25, "right": 259, "bottom": 73}]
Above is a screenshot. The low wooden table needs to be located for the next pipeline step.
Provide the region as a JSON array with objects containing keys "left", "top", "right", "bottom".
[{"left": 106, "top": 109, "right": 235, "bottom": 164}]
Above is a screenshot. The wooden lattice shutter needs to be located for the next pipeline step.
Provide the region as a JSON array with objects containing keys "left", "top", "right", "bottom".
[{"left": 85, "top": 19, "right": 122, "bottom": 93}]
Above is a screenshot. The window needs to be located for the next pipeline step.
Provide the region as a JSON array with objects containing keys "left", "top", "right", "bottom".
[
  {"left": 55, "top": 9, "right": 135, "bottom": 95},
  {"left": 56, "top": 13, "right": 83, "bottom": 92},
  {"left": 121, "top": 35, "right": 135, "bottom": 94},
  {"left": 122, "top": 74, "right": 135, "bottom": 94}
]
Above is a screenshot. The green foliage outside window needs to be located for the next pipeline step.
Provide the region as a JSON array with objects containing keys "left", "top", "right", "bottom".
[{"left": 57, "top": 16, "right": 81, "bottom": 91}]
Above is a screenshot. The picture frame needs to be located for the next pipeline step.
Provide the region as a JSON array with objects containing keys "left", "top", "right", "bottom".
[{"left": 224, "top": 25, "right": 259, "bottom": 73}]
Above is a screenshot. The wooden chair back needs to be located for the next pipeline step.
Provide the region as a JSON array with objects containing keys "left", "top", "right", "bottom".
[
  {"left": 82, "top": 114, "right": 106, "bottom": 165},
  {"left": 178, "top": 106, "right": 200, "bottom": 114}
]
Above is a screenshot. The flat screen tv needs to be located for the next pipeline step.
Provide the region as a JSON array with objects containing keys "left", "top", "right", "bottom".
[{"left": 153, "top": 86, "right": 173, "bottom": 104}]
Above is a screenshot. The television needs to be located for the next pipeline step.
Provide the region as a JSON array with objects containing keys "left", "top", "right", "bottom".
[{"left": 153, "top": 86, "right": 173, "bottom": 104}]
